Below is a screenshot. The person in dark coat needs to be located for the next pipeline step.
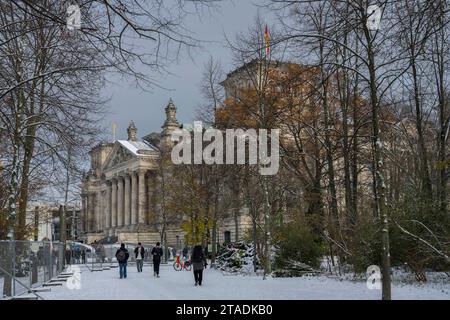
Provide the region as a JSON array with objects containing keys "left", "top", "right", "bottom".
[
  {"left": 74, "top": 248, "right": 81, "bottom": 264},
  {"left": 182, "top": 246, "right": 188, "bottom": 259},
  {"left": 172, "top": 247, "right": 177, "bottom": 259},
  {"left": 65, "top": 248, "right": 72, "bottom": 265},
  {"left": 191, "top": 245, "right": 207, "bottom": 286},
  {"left": 37, "top": 247, "right": 44, "bottom": 267},
  {"left": 151, "top": 242, "right": 163, "bottom": 277},
  {"left": 81, "top": 249, "right": 86, "bottom": 264},
  {"left": 115, "top": 243, "right": 130, "bottom": 279},
  {"left": 98, "top": 244, "right": 106, "bottom": 263},
  {"left": 134, "top": 243, "right": 145, "bottom": 272}
]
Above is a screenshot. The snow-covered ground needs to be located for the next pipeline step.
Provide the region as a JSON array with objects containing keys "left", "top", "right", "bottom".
[{"left": 35, "top": 264, "right": 450, "bottom": 300}]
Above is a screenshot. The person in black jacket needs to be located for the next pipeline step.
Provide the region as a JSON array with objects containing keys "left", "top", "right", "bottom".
[
  {"left": 182, "top": 246, "right": 188, "bottom": 259},
  {"left": 65, "top": 248, "right": 72, "bottom": 265},
  {"left": 134, "top": 243, "right": 145, "bottom": 272},
  {"left": 151, "top": 242, "right": 163, "bottom": 277},
  {"left": 191, "top": 245, "right": 207, "bottom": 286},
  {"left": 115, "top": 243, "right": 130, "bottom": 279}
]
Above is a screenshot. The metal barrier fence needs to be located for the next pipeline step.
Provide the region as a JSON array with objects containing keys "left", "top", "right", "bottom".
[
  {"left": 0, "top": 240, "right": 64, "bottom": 298},
  {"left": 78, "top": 243, "right": 178, "bottom": 272}
]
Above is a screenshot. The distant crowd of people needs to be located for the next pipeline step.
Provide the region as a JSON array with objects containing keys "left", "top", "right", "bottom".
[
  {"left": 62, "top": 239, "right": 208, "bottom": 287},
  {"left": 115, "top": 242, "right": 208, "bottom": 286},
  {"left": 64, "top": 246, "right": 87, "bottom": 265}
]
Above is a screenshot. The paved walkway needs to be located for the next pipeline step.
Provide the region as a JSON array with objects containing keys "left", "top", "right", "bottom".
[{"left": 38, "top": 264, "right": 450, "bottom": 300}]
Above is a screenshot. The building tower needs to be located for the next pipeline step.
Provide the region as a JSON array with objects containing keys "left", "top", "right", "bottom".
[
  {"left": 160, "top": 98, "right": 180, "bottom": 149},
  {"left": 127, "top": 121, "right": 137, "bottom": 141}
]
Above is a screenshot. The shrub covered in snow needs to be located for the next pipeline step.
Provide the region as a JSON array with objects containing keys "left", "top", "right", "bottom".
[
  {"left": 213, "top": 241, "right": 262, "bottom": 274},
  {"left": 272, "top": 221, "right": 324, "bottom": 277},
  {"left": 213, "top": 236, "right": 324, "bottom": 278}
]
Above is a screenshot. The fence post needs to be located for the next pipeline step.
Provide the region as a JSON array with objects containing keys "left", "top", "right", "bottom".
[
  {"left": 31, "top": 242, "right": 38, "bottom": 285},
  {"left": 59, "top": 205, "right": 66, "bottom": 271},
  {"left": 59, "top": 243, "right": 63, "bottom": 274},
  {"left": 12, "top": 240, "right": 16, "bottom": 296},
  {"left": 29, "top": 242, "right": 32, "bottom": 289},
  {"left": 1, "top": 241, "right": 13, "bottom": 297},
  {"left": 49, "top": 243, "right": 53, "bottom": 279}
]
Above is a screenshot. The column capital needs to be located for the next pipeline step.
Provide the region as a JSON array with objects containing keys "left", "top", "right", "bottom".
[
  {"left": 136, "top": 169, "right": 148, "bottom": 176},
  {"left": 101, "top": 180, "right": 110, "bottom": 188}
]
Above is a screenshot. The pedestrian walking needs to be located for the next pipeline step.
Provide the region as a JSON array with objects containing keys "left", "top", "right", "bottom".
[
  {"left": 65, "top": 248, "right": 71, "bottom": 265},
  {"left": 115, "top": 243, "right": 130, "bottom": 279},
  {"left": 134, "top": 243, "right": 145, "bottom": 272},
  {"left": 151, "top": 242, "right": 163, "bottom": 277},
  {"left": 81, "top": 249, "right": 86, "bottom": 264},
  {"left": 182, "top": 246, "right": 188, "bottom": 260},
  {"left": 172, "top": 247, "right": 177, "bottom": 259},
  {"left": 99, "top": 244, "right": 106, "bottom": 263},
  {"left": 74, "top": 248, "right": 81, "bottom": 264},
  {"left": 191, "top": 245, "right": 207, "bottom": 286}
]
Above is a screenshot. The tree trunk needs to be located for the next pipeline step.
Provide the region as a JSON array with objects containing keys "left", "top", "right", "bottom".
[
  {"left": 262, "top": 176, "right": 271, "bottom": 278},
  {"left": 410, "top": 55, "right": 432, "bottom": 199},
  {"left": 211, "top": 174, "right": 219, "bottom": 264},
  {"left": 252, "top": 214, "right": 257, "bottom": 272},
  {"left": 364, "top": 23, "right": 391, "bottom": 300}
]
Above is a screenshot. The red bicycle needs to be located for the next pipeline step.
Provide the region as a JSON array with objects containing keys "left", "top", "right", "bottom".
[{"left": 173, "top": 255, "right": 192, "bottom": 271}]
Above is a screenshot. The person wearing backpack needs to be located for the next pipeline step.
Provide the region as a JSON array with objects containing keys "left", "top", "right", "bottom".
[
  {"left": 191, "top": 245, "right": 207, "bottom": 286},
  {"left": 115, "top": 243, "right": 129, "bottom": 279},
  {"left": 134, "top": 243, "right": 145, "bottom": 273},
  {"left": 151, "top": 242, "right": 163, "bottom": 277}
]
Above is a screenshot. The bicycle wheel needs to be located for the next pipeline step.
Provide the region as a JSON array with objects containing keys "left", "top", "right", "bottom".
[
  {"left": 185, "top": 262, "right": 192, "bottom": 271},
  {"left": 173, "top": 262, "right": 182, "bottom": 271}
]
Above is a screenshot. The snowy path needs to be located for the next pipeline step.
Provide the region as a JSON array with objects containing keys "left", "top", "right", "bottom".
[{"left": 38, "top": 264, "right": 450, "bottom": 300}]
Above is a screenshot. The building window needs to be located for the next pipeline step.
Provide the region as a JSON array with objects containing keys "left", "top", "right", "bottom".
[{"left": 224, "top": 231, "right": 231, "bottom": 244}]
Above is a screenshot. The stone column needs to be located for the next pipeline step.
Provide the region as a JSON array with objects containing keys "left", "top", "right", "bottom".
[
  {"left": 131, "top": 172, "right": 138, "bottom": 225},
  {"left": 87, "top": 193, "right": 91, "bottom": 232},
  {"left": 102, "top": 190, "right": 106, "bottom": 231},
  {"left": 124, "top": 174, "right": 131, "bottom": 226},
  {"left": 89, "top": 193, "right": 95, "bottom": 232},
  {"left": 98, "top": 191, "right": 102, "bottom": 231},
  {"left": 111, "top": 179, "right": 117, "bottom": 227},
  {"left": 117, "top": 177, "right": 124, "bottom": 227},
  {"left": 81, "top": 195, "right": 87, "bottom": 233},
  {"left": 106, "top": 182, "right": 112, "bottom": 229},
  {"left": 85, "top": 194, "right": 89, "bottom": 232},
  {"left": 147, "top": 174, "right": 153, "bottom": 221},
  {"left": 138, "top": 170, "right": 147, "bottom": 224}
]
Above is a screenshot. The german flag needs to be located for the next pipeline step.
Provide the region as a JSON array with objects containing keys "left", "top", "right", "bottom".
[{"left": 265, "top": 25, "right": 270, "bottom": 55}]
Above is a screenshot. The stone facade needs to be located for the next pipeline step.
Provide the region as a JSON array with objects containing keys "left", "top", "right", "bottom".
[{"left": 80, "top": 99, "right": 251, "bottom": 247}]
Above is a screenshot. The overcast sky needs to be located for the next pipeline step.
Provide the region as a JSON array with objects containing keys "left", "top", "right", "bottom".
[{"left": 102, "top": 1, "right": 276, "bottom": 141}]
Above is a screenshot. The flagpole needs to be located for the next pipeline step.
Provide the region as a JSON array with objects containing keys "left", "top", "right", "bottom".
[
  {"left": 264, "top": 24, "right": 270, "bottom": 57},
  {"left": 112, "top": 122, "right": 117, "bottom": 142}
]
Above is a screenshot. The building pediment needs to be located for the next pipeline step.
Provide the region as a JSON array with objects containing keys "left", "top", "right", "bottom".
[
  {"left": 102, "top": 139, "right": 159, "bottom": 172},
  {"left": 102, "top": 143, "right": 136, "bottom": 171}
]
